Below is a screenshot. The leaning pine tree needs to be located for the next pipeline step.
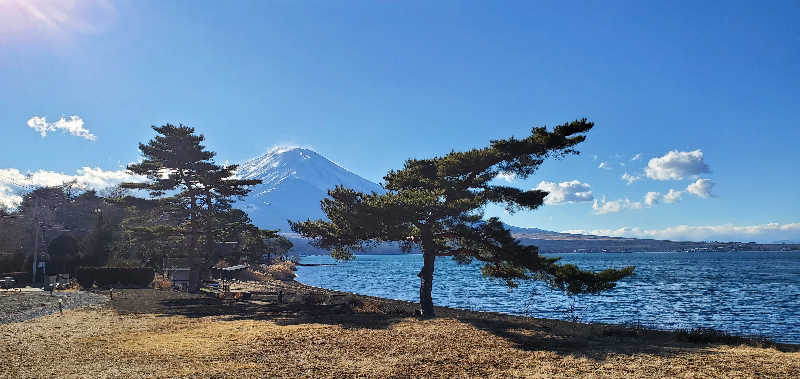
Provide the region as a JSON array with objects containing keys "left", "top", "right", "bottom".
[{"left": 291, "top": 119, "right": 634, "bottom": 317}]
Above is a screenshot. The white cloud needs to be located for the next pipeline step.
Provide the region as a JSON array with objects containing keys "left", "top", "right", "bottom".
[
  {"left": 598, "top": 162, "right": 611, "bottom": 170},
  {"left": 495, "top": 172, "right": 516, "bottom": 183},
  {"left": 27, "top": 115, "right": 96, "bottom": 141},
  {"left": 0, "top": 185, "right": 22, "bottom": 210},
  {"left": 621, "top": 172, "right": 640, "bottom": 185},
  {"left": 535, "top": 180, "right": 593, "bottom": 205},
  {"left": 562, "top": 222, "right": 800, "bottom": 243},
  {"left": 631, "top": 153, "right": 642, "bottom": 161},
  {"left": 644, "top": 149, "right": 710, "bottom": 180},
  {"left": 644, "top": 191, "right": 660, "bottom": 207},
  {"left": 687, "top": 178, "right": 714, "bottom": 198},
  {"left": 663, "top": 189, "right": 683, "bottom": 204},
  {"left": 592, "top": 196, "right": 642, "bottom": 215},
  {"left": 0, "top": 167, "right": 145, "bottom": 209},
  {"left": 592, "top": 198, "right": 622, "bottom": 214},
  {"left": 593, "top": 187, "right": 697, "bottom": 214}
]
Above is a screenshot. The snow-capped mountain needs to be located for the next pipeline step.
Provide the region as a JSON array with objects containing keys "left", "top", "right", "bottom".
[
  {"left": 231, "top": 148, "right": 797, "bottom": 254},
  {"left": 236, "top": 147, "right": 384, "bottom": 230}
]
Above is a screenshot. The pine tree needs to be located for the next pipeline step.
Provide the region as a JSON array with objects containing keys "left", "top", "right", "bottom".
[
  {"left": 123, "top": 124, "right": 260, "bottom": 291},
  {"left": 291, "top": 119, "right": 634, "bottom": 317},
  {"left": 196, "top": 163, "right": 261, "bottom": 268}
]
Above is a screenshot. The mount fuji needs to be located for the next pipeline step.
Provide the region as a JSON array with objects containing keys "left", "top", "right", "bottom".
[
  {"left": 235, "top": 147, "right": 384, "bottom": 231},
  {"left": 232, "top": 147, "right": 798, "bottom": 254}
]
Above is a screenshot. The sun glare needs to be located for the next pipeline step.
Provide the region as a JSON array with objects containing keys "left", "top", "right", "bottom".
[{"left": 0, "top": 0, "right": 115, "bottom": 43}]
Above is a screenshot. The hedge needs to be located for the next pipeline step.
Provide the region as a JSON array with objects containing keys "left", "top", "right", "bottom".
[
  {"left": 75, "top": 267, "right": 154, "bottom": 288},
  {"left": 0, "top": 272, "right": 30, "bottom": 287}
]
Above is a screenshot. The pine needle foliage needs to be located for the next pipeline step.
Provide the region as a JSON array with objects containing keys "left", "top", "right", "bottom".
[{"left": 291, "top": 119, "right": 634, "bottom": 316}]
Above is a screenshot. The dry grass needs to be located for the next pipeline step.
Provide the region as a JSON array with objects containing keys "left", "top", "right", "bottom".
[
  {"left": 1, "top": 285, "right": 798, "bottom": 378},
  {"left": 236, "top": 269, "right": 269, "bottom": 282},
  {"left": 1, "top": 308, "right": 798, "bottom": 378},
  {"left": 266, "top": 261, "right": 296, "bottom": 281},
  {"left": 58, "top": 281, "right": 81, "bottom": 291}
]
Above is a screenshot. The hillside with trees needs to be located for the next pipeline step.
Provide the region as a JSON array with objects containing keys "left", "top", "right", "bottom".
[{"left": 0, "top": 125, "right": 292, "bottom": 284}]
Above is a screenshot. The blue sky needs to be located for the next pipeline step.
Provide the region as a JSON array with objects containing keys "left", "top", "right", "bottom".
[{"left": 1, "top": 0, "right": 799, "bottom": 242}]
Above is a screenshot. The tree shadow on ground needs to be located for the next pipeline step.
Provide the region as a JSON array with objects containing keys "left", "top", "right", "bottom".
[
  {"left": 107, "top": 288, "right": 408, "bottom": 330},
  {"left": 446, "top": 309, "right": 799, "bottom": 359},
  {"left": 457, "top": 313, "right": 687, "bottom": 359},
  {"left": 106, "top": 288, "right": 798, "bottom": 360}
]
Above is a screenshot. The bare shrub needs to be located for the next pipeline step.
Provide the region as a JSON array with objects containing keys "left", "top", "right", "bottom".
[
  {"left": 267, "top": 261, "right": 296, "bottom": 281},
  {"left": 151, "top": 275, "right": 172, "bottom": 290},
  {"left": 237, "top": 269, "right": 269, "bottom": 282},
  {"left": 58, "top": 281, "right": 81, "bottom": 292}
]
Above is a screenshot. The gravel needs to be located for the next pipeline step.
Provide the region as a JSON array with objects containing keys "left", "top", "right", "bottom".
[{"left": 0, "top": 291, "right": 108, "bottom": 324}]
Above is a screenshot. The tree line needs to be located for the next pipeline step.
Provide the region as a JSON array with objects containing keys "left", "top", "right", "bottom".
[{"left": 0, "top": 125, "right": 291, "bottom": 288}]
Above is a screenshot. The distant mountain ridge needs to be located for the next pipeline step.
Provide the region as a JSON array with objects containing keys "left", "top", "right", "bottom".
[
  {"left": 504, "top": 224, "right": 799, "bottom": 253},
  {"left": 502, "top": 224, "right": 630, "bottom": 241}
]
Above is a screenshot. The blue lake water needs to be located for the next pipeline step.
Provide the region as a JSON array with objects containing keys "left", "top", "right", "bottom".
[{"left": 296, "top": 251, "right": 800, "bottom": 344}]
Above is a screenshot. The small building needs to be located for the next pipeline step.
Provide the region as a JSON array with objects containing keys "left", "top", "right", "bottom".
[
  {"left": 210, "top": 264, "right": 249, "bottom": 281},
  {"left": 164, "top": 257, "right": 192, "bottom": 290},
  {"left": 166, "top": 268, "right": 191, "bottom": 290}
]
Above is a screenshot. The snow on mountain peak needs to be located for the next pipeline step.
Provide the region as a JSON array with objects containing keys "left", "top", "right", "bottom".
[
  {"left": 235, "top": 147, "right": 384, "bottom": 229},
  {"left": 237, "top": 146, "right": 381, "bottom": 193}
]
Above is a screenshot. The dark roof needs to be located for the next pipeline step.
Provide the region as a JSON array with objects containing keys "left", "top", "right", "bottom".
[{"left": 220, "top": 264, "right": 248, "bottom": 271}]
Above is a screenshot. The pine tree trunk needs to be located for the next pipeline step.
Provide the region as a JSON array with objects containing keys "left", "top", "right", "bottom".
[
  {"left": 204, "top": 191, "right": 215, "bottom": 269},
  {"left": 188, "top": 262, "right": 202, "bottom": 292},
  {"left": 418, "top": 226, "right": 436, "bottom": 318},
  {"left": 197, "top": 191, "right": 215, "bottom": 292},
  {"left": 188, "top": 241, "right": 202, "bottom": 292},
  {"left": 187, "top": 194, "right": 202, "bottom": 293}
]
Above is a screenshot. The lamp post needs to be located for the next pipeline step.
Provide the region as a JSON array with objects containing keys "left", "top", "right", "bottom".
[{"left": 31, "top": 197, "right": 42, "bottom": 285}]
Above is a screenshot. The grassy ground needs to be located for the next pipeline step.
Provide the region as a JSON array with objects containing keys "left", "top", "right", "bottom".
[{"left": 1, "top": 281, "right": 798, "bottom": 378}]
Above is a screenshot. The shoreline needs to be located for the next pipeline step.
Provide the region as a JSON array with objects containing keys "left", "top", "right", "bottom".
[
  {"left": 1, "top": 279, "right": 798, "bottom": 377},
  {"left": 295, "top": 252, "right": 800, "bottom": 346},
  {"left": 3, "top": 275, "right": 795, "bottom": 349},
  {"left": 294, "top": 250, "right": 800, "bottom": 258},
  {"left": 284, "top": 276, "right": 799, "bottom": 350}
]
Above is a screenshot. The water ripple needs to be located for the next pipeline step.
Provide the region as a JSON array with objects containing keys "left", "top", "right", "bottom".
[{"left": 296, "top": 251, "right": 800, "bottom": 344}]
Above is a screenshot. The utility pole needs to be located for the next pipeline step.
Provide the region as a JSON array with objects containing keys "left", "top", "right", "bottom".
[
  {"left": 32, "top": 224, "right": 39, "bottom": 284},
  {"left": 30, "top": 196, "right": 49, "bottom": 286},
  {"left": 32, "top": 197, "right": 40, "bottom": 285}
]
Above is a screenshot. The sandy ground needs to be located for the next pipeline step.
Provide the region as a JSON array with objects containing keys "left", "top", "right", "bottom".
[{"left": 1, "top": 282, "right": 798, "bottom": 378}]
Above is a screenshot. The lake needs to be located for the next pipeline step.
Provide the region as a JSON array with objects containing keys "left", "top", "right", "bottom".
[{"left": 296, "top": 251, "right": 800, "bottom": 344}]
